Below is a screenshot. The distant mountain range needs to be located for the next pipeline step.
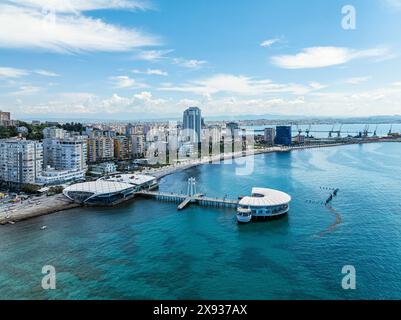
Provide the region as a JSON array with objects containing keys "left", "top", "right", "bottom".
[{"left": 17, "top": 114, "right": 401, "bottom": 124}]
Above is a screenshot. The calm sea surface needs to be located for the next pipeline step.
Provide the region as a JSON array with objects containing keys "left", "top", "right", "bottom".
[{"left": 1, "top": 142, "right": 401, "bottom": 300}]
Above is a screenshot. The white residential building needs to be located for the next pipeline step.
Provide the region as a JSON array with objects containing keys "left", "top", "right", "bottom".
[
  {"left": 43, "top": 137, "right": 88, "bottom": 172},
  {"left": 0, "top": 138, "right": 43, "bottom": 184},
  {"left": 131, "top": 134, "right": 145, "bottom": 156},
  {"left": 89, "top": 162, "right": 117, "bottom": 176},
  {"left": 36, "top": 168, "right": 86, "bottom": 185},
  {"left": 43, "top": 127, "right": 68, "bottom": 139},
  {"left": 264, "top": 128, "right": 276, "bottom": 145}
]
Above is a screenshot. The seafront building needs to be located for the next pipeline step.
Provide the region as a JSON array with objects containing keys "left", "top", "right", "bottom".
[
  {"left": 36, "top": 168, "right": 86, "bottom": 185},
  {"left": 0, "top": 138, "right": 43, "bottom": 184},
  {"left": 292, "top": 134, "right": 306, "bottom": 144},
  {"left": 43, "top": 136, "right": 87, "bottom": 172},
  {"left": 63, "top": 174, "right": 158, "bottom": 205},
  {"left": 275, "top": 126, "right": 292, "bottom": 146},
  {"left": 41, "top": 128, "right": 88, "bottom": 185},
  {"left": 237, "top": 188, "right": 292, "bottom": 223},
  {"left": 264, "top": 128, "right": 276, "bottom": 145},
  {"left": 89, "top": 162, "right": 118, "bottom": 176},
  {"left": 63, "top": 180, "right": 136, "bottom": 205},
  {"left": 100, "top": 174, "right": 158, "bottom": 190}
]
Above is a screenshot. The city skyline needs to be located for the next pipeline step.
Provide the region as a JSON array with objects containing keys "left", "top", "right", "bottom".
[{"left": 1, "top": 0, "right": 401, "bottom": 120}]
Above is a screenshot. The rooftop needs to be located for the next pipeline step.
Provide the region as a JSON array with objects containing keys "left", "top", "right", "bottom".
[
  {"left": 64, "top": 180, "right": 134, "bottom": 197},
  {"left": 100, "top": 174, "right": 156, "bottom": 186},
  {"left": 239, "top": 188, "right": 291, "bottom": 207}
]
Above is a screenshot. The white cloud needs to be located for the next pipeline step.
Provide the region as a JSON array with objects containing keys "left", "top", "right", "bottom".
[
  {"left": 0, "top": 3, "right": 159, "bottom": 53},
  {"left": 133, "top": 50, "right": 207, "bottom": 70},
  {"left": 146, "top": 69, "right": 168, "bottom": 76},
  {"left": 134, "top": 91, "right": 153, "bottom": 100},
  {"left": 134, "top": 49, "right": 173, "bottom": 61},
  {"left": 271, "top": 47, "right": 389, "bottom": 69},
  {"left": 110, "top": 76, "right": 148, "bottom": 89},
  {"left": 9, "top": 85, "right": 42, "bottom": 95},
  {"left": 309, "top": 82, "right": 326, "bottom": 90},
  {"left": 132, "top": 68, "right": 168, "bottom": 76},
  {"left": 159, "top": 74, "right": 311, "bottom": 96},
  {"left": 34, "top": 69, "right": 60, "bottom": 77},
  {"left": 345, "top": 76, "right": 371, "bottom": 85},
  {"left": 260, "top": 38, "right": 280, "bottom": 47},
  {"left": 0, "top": 67, "right": 28, "bottom": 78},
  {"left": 7, "top": 0, "right": 153, "bottom": 13},
  {"left": 8, "top": 82, "right": 401, "bottom": 118},
  {"left": 172, "top": 58, "right": 207, "bottom": 69}
]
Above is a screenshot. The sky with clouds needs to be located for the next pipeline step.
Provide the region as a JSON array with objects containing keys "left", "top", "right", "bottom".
[{"left": 0, "top": 0, "right": 401, "bottom": 120}]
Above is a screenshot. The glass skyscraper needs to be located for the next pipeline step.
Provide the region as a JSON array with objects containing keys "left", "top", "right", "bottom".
[
  {"left": 274, "top": 126, "right": 292, "bottom": 146},
  {"left": 183, "top": 107, "right": 202, "bottom": 143}
]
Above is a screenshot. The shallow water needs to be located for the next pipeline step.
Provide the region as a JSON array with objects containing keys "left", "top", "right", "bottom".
[{"left": 1, "top": 142, "right": 400, "bottom": 299}]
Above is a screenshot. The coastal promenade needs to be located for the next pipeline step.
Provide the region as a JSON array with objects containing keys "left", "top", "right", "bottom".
[
  {"left": 0, "top": 138, "right": 399, "bottom": 225},
  {"left": 0, "top": 194, "right": 80, "bottom": 225},
  {"left": 142, "top": 138, "right": 401, "bottom": 180}
]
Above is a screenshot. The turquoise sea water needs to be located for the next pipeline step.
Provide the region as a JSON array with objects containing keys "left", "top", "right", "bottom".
[{"left": 1, "top": 142, "right": 401, "bottom": 300}]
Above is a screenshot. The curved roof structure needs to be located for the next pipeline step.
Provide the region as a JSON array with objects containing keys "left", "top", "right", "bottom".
[
  {"left": 239, "top": 188, "right": 291, "bottom": 207},
  {"left": 99, "top": 174, "right": 156, "bottom": 186},
  {"left": 63, "top": 181, "right": 135, "bottom": 203}
]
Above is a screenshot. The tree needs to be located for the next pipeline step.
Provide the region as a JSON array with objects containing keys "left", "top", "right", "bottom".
[
  {"left": 48, "top": 186, "right": 64, "bottom": 195},
  {"left": 0, "top": 126, "right": 18, "bottom": 139},
  {"left": 59, "top": 122, "right": 84, "bottom": 133},
  {"left": 21, "top": 184, "right": 41, "bottom": 194}
]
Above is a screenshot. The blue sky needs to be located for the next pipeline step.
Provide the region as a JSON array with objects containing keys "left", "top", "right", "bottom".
[{"left": 0, "top": 0, "right": 401, "bottom": 120}]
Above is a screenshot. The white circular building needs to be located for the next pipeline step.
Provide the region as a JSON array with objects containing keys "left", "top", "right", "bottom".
[
  {"left": 63, "top": 181, "right": 135, "bottom": 205},
  {"left": 237, "top": 188, "right": 291, "bottom": 223}
]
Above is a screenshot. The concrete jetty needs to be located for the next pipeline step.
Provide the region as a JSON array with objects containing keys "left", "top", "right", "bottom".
[{"left": 137, "top": 190, "right": 239, "bottom": 211}]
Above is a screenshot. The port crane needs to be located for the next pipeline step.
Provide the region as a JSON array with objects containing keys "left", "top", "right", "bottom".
[{"left": 253, "top": 125, "right": 377, "bottom": 137}]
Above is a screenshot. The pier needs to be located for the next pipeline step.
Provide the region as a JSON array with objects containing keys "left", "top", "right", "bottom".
[
  {"left": 137, "top": 178, "right": 239, "bottom": 211},
  {"left": 137, "top": 191, "right": 239, "bottom": 210}
]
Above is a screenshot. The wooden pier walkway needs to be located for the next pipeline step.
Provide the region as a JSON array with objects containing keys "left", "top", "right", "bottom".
[{"left": 137, "top": 191, "right": 239, "bottom": 211}]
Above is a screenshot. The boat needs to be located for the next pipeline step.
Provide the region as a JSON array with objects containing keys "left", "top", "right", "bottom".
[
  {"left": 236, "top": 188, "right": 291, "bottom": 223},
  {"left": 236, "top": 207, "right": 252, "bottom": 224},
  {"left": 41, "top": 226, "right": 47, "bottom": 230}
]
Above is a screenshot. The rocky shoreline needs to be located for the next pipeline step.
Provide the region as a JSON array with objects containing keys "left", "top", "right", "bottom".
[{"left": 0, "top": 194, "right": 81, "bottom": 225}]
